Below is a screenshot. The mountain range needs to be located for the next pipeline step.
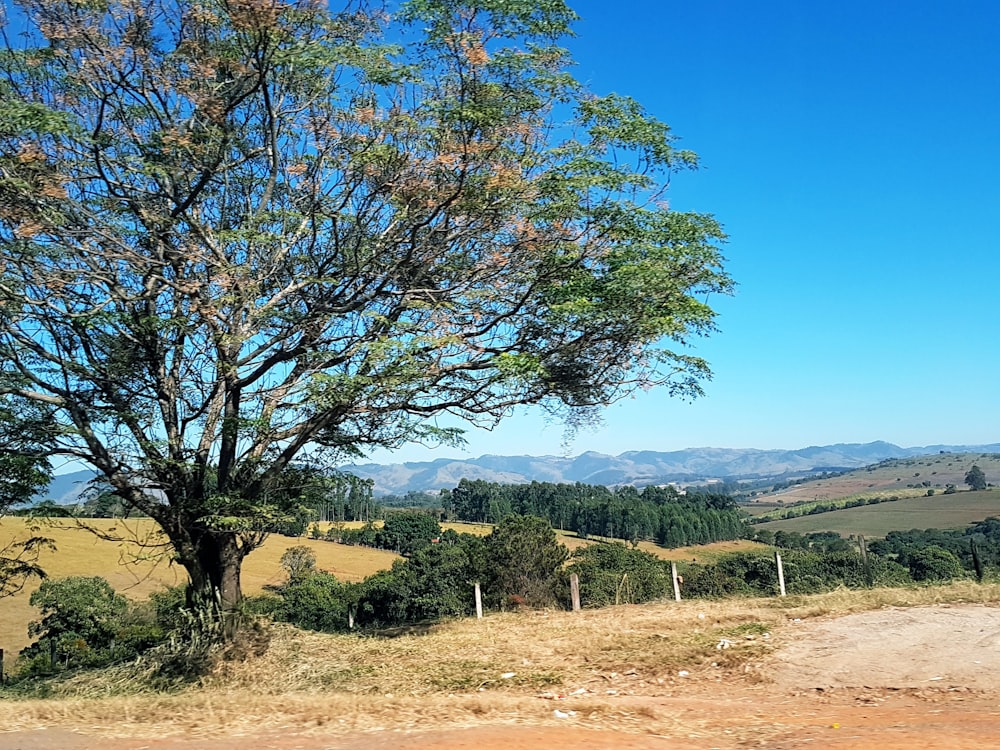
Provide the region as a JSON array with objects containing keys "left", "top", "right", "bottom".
[
  {"left": 36, "top": 441, "right": 1000, "bottom": 502},
  {"left": 345, "top": 441, "right": 1000, "bottom": 495}
]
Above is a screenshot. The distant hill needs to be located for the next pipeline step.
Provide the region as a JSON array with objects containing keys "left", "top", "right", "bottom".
[
  {"left": 345, "top": 442, "right": 1000, "bottom": 495},
  {"left": 36, "top": 441, "right": 1000, "bottom": 500},
  {"left": 35, "top": 470, "right": 96, "bottom": 505}
]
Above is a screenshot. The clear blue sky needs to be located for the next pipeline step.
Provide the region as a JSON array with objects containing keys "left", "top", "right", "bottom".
[{"left": 368, "top": 0, "right": 1000, "bottom": 463}]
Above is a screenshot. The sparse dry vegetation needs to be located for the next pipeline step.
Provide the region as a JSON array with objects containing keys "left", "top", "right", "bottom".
[{"left": 4, "top": 581, "right": 1000, "bottom": 741}]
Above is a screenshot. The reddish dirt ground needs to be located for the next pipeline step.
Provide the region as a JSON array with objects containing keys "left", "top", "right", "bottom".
[{"left": 5, "top": 605, "right": 1000, "bottom": 750}]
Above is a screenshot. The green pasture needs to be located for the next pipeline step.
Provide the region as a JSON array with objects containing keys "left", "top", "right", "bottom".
[{"left": 757, "top": 489, "right": 1000, "bottom": 538}]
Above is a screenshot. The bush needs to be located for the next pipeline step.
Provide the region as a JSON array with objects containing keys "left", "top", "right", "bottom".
[
  {"left": 277, "top": 571, "right": 353, "bottom": 632},
  {"left": 682, "top": 549, "right": 909, "bottom": 599},
  {"left": 19, "top": 576, "right": 130, "bottom": 672},
  {"left": 905, "top": 546, "right": 966, "bottom": 582},
  {"left": 355, "top": 534, "right": 484, "bottom": 627},
  {"left": 567, "top": 543, "right": 672, "bottom": 606}
]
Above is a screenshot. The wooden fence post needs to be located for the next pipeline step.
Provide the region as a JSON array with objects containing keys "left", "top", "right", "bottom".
[
  {"left": 348, "top": 605, "right": 355, "bottom": 630},
  {"left": 474, "top": 582, "right": 483, "bottom": 620},
  {"left": 0, "top": 648, "right": 4, "bottom": 685},
  {"left": 671, "top": 562, "right": 682, "bottom": 601},
  {"left": 570, "top": 573, "right": 581, "bottom": 612},
  {"left": 775, "top": 551, "right": 786, "bottom": 597}
]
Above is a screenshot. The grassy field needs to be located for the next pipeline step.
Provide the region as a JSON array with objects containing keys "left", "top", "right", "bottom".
[
  {"left": 0, "top": 518, "right": 401, "bottom": 658},
  {"left": 757, "top": 489, "right": 1000, "bottom": 537}
]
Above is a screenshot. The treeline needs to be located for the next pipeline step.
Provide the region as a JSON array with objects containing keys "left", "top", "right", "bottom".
[
  {"left": 749, "top": 494, "right": 908, "bottom": 524},
  {"left": 440, "top": 479, "right": 748, "bottom": 547},
  {"left": 750, "top": 486, "right": 965, "bottom": 525},
  {"left": 53, "top": 474, "right": 748, "bottom": 550}
]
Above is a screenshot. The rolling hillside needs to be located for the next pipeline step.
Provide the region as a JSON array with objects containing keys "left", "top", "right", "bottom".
[
  {"left": 756, "top": 489, "right": 1000, "bottom": 538},
  {"left": 750, "top": 452, "right": 1000, "bottom": 505}
]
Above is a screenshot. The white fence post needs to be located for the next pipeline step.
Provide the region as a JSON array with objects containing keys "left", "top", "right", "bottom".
[
  {"left": 671, "top": 561, "right": 682, "bottom": 601},
  {"left": 775, "top": 551, "right": 787, "bottom": 597}
]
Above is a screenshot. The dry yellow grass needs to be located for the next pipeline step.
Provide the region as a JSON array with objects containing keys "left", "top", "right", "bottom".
[
  {"left": 4, "top": 579, "right": 999, "bottom": 741},
  {"left": 0, "top": 518, "right": 400, "bottom": 657},
  {"left": 0, "top": 598, "right": 782, "bottom": 738}
]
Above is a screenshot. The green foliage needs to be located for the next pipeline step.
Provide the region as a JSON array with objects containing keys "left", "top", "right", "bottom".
[
  {"left": 20, "top": 576, "right": 129, "bottom": 670},
  {"left": 279, "top": 545, "right": 318, "bottom": 582},
  {"left": 148, "top": 585, "right": 189, "bottom": 633},
  {"left": 682, "top": 549, "right": 909, "bottom": 599},
  {"left": 485, "top": 515, "right": 567, "bottom": 608},
  {"left": 376, "top": 511, "right": 442, "bottom": 556},
  {"left": 567, "top": 543, "right": 671, "bottom": 606},
  {"left": 771, "top": 530, "right": 852, "bottom": 553},
  {"left": 336, "top": 522, "right": 379, "bottom": 547},
  {"left": 355, "top": 533, "right": 485, "bottom": 627},
  {"left": 0, "top": 395, "right": 56, "bottom": 597},
  {"left": 965, "top": 465, "right": 988, "bottom": 491},
  {"left": 271, "top": 505, "right": 317, "bottom": 538},
  {"left": 276, "top": 571, "right": 354, "bottom": 633},
  {"left": 869, "top": 519, "right": 1000, "bottom": 578},
  {"left": 445, "top": 479, "right": 747, "bottom": 547},
  {"left": 905, "top": 546, "right": 966, "bottom": 582}
]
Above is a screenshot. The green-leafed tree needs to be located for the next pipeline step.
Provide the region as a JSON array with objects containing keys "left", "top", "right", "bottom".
[
  {"left": 279, "top": 544, "right": 317, "bottom": 582},
  {"left": 0, "top": 0, "right": 731, "bottom": 626},
  {"left": 965, "top": 465, "right": 988, "bottom": 492},
  {"left": 376, "top": 510, "right": 441, "bottom": 556},
  {"left": 486, "top": 514, "right": 567, "bottom": 608},
  {"left": 0, "top": 394, "right": 56, "bottom": 597}
]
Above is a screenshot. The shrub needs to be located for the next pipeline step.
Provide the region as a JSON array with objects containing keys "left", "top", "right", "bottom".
[
  {"left": 356, "top": 533, "right": 485, "bottom": 627},
  {"left": 277, "top": 571, "right": 353, "bottom": 632},
  {"left": 19, "top": 576, "right": 130, "bottom": 672},
  {"left": 567, "top": 543, "right": 672, "bottom": 606},
  {"left": 905, "top": 546, "right": 966, "bottom": 582}
]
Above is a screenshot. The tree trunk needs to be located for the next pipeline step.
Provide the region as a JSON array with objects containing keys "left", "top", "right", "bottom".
[{"left": 179, "top": 529, "right": 246, "bottom": 633}]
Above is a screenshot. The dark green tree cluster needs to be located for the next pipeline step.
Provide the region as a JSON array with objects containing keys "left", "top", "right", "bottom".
[
  {"left": 368, "top": 511, "right": 442, "bottom": 557},
  {"left": 324, "top": 510, "right": 442, "bottom": 556},
  {"left": 443, "top": 479, "right": 747, "bottom": 547},
  {"left": 270, "top": 515, "right": 569, "bottom": 631},
  {"left": 869, "top": 518, "right": 1000, "bottom": 580},
  {"left": 681, "top": 549, "right": 910, "bottom": 598}
]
